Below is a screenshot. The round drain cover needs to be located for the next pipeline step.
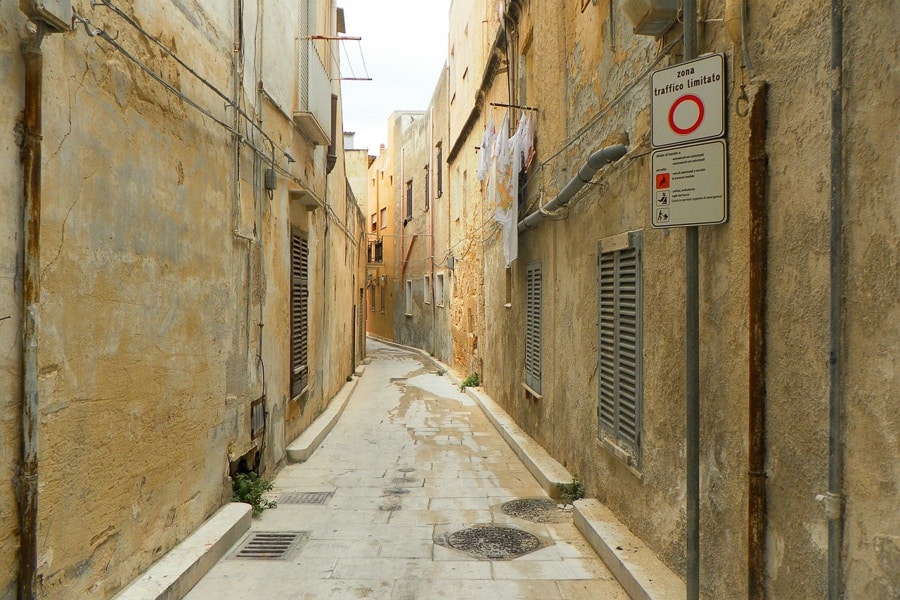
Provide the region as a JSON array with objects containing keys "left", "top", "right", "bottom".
[
  {"left": 446, "top": 525, "right": 541, "bottom": 560},
  {"left": 500, "top": 498, "right": 572, "bottom": 523}
]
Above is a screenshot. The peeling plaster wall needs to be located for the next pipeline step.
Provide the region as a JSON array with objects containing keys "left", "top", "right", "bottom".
[
  {"left": 393, "top": 114, "right": 432, "bottom": 351},
  {"left": 1, "top": 0, "right": 360, "bottom": 597},
  {"left": 0, "top": 4, "right": 26, "bottom": 598},
  {"left": 841, "top": 1, "right": 900, "bottom": 597},
  {"left": 429, "top": 67, "right": 453, "bottom": 365},
  {"left": 466, "top": 0, "right": 898, "bottom": 598}
]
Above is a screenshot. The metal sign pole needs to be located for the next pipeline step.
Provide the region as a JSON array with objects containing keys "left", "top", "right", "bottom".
[{"left": 682, "top": 1, "right": 700, "bottom": 599}]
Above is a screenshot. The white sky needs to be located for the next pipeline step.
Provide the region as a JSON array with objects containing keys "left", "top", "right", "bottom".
[{"left": 337, "top": 1, "right": 451, "bottom": 153}]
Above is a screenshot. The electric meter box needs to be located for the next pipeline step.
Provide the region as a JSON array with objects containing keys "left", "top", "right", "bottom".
[
  {"left": 621, "top": 0, "right": 678, "bottom": 36},
  {"left": 20, "top": 0, "right": 72, "bottom": 33}
]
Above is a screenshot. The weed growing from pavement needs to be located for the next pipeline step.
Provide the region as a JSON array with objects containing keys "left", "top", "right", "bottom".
[
  {"left": 557, "top": 475, "right": 586, "bottom": 504},
  {"left": 460, "top": 372, "right": 480, "bottom": 390},
  {"left": 232, "top": 472, "right": 277, "bottom": 515}
]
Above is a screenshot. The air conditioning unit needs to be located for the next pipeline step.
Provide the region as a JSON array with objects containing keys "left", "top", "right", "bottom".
[
  {"left": 20, "top": 0, "right": 72, "bottom": 33},
  {"left": 621, "top": 0, "right": 678, "bottom": 36}
]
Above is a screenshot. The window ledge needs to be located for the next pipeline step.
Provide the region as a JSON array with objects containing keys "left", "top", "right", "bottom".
[
  {"left": 594, "top": 436, "right": 642, "bottom": 480},
  {"left": 521, "top": 383, "right": 543, "bottom": 400}
]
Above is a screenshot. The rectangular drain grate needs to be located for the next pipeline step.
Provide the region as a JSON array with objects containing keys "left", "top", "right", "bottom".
[
  {"left": 279, "top": 491, "right": 333, "bottom": 505},
  {"left": 229, "top": 531, "right": 308, "bottom": 560}
]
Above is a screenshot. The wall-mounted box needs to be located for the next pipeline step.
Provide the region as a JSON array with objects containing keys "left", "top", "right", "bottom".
[
  {"left": 621, "top": 0, "right": 678, "bottom": 36},
  {"left": 20, "top": 0, "right": 71, "bottom": 32}
]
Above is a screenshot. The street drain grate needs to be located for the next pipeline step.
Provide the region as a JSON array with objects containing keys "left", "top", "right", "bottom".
[
  {"left": 229, "top": 531, "right": 308, "bottom": 560},
  {"left": 384, "top": 487, "right": 410, "bottom": 495},
  {"left": 441, "top": 525, "right": 542, "bottom": 560},
  {"left": 500, "top": 498, "right": 573, "bottom": 523},
  {"left": 391, "top": 477, "right": 418, "bottom": 485},
  {"left": 398, "top": 467, "right": 416, "bottom": 473},
  {"left": 278, "top": 491, "right": 333, "bottom": 505}
]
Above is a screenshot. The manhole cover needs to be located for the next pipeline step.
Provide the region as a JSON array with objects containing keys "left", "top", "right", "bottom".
[
  {"left": 500, "top": 498, "right": 572, "bottom": 523},
  {"left": 279, "top": 492, "right": 333, "bottom": 505},
  {"left": 229, "top": 531, "right": 308, "bottom": 560},
  {"left": 443, "top": 525, "right": 542, "bottom": 560}
]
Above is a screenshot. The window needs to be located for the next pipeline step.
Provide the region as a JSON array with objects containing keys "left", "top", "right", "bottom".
[
  {"left": 380, "top": 207, "right": 387, "bottom": 229},
  {"left": 453, "top": 167, "right": 461, "bottom": 221},
  {"left": 436, "top": 145, "right": 443, "bottom": 197},
  {"left": 374, "top": 240, "right": 383, "bottom": 263},
  {"left": 435, "top": 272, "right": 445, "bottom": 307},
  {"left": 598, "top": 231, "right": 643, "bottom": 467},
  {"left": 371, "top": 213, "right": 377, "bottom": 232},
  {"left": 405, "top": 280, "right": 413, "bottom": 315},
  {"left": 424, "top": 164, "right": 430, "bottom": 211},
  {"left": 525, "top": 262, "right": 542, "bottom": 395},
  {"left": 424, "top": 275, "right": 432, "bottom": 304},
  {"left": 380, "top": 278, "right": 386, "bottom": 313},
  {"left": 405, "top": 180, "right": 413, "bottom": 223},
  {"left": 291, "top": 230, "right": 310, "bottom": 397},
  {"left": 370, "top": 285, "right": 376, "bottom": 311}
]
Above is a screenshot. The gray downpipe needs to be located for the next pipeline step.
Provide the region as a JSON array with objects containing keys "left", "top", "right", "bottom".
[
  {"left": 516, "top": 144, "right": 627, "bottom": 232},
  {"left": 827, "top": 0, "right": 845, "bottom": 596},
  {"left": 19, "top": 25, "right": 45, "bottom": 600}
]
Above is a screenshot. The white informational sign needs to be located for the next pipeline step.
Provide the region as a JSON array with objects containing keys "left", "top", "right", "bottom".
[
  {"left": 650, "top": 140, "right": 728, "bottom": 228},
  {"left": 651, "top": 54, "right": 725, "bottom": 148}
]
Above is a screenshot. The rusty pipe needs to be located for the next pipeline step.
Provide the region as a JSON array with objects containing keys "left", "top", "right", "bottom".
[
  {"left": 747, "top": 81, "right": 769, "bottom": 599},
  {"left": 19, "top": 25, "right": 44, "bottom": 600}
]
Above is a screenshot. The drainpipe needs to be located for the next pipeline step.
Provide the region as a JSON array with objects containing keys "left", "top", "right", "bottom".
[
  {"left": 824, "top": 0, "right": 845, "bottom": 596},
  {"left": 747, "top": 82, "right": 769, "bottom": 599},
  {"left": 516, "top": 144, "right": 627, "bottom": 232},
  {"left": 19, "top": 24, "right": 45, "bottom": 600}
]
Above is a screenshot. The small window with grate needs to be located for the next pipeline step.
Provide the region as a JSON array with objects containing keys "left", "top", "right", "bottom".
[
  {"left": 525, "top": 262, "right": 542, "bottom": 395},
  {"left": 291, "top": 229, "right": 310, "bottom": 397},
  {"left": 405, "top": 279, "right": 413, "bottom": 315},
  {"left": 597, "top": 231, "right": 643, "bottom": 468}
]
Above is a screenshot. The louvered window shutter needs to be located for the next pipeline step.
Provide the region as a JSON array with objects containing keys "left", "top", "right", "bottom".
[
  {"left": 525, "top": 262, "right": 542, "bottom": 394},
  {"left": 291, "top": 231, "right": 310, "bottom": 396},
  {"left": 598, "top": 232, "right": 643, "bottom": 464}
]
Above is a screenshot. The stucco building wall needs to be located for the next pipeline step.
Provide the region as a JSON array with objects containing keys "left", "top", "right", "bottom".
[
  {"left": 393, "top": 113, "right": 432, "bottom": 351},
  {"left": 1, "top": 1, "right": 363, "bottom": 597},
  {"left": 448, "top": 0, "right": 899, "bottom": 597},
  {"left": 0, "top": 2, "right": 25, "bottom": 596}
]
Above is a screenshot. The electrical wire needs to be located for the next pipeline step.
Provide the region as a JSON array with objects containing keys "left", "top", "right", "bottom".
[
  {"left": 91, "top": 0, "right": 292, "bottom": 169},
  {"left": 72, "top": 8, "right": 364, "bottom": 251},
  {"left": 522, "top": 36, "right": 681, "bottom": 193}
]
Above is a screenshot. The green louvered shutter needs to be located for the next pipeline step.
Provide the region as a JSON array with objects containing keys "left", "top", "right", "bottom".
[
  {"left": 525, "top": 262, "right": 542, "bottom": 394},
  {"left": 598, "top": 232, "right": 642, "bottom": 465},
  {"left": 291, "top": 231, "right": 310, "bottom": 396}
]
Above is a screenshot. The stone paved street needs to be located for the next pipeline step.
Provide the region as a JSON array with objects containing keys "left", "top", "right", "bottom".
[{"left": 186, "top": 340, "right": 627, "bottom": 599}]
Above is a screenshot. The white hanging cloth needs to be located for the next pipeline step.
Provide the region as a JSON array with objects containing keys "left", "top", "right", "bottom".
[
  {"left": 489, "top": 113, "right": 519, "bottom": 268},
  {"left": 476, "top": 113, "right": 496, "bottom": 182}
]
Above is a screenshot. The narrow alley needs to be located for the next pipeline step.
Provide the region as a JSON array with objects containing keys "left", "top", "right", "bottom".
[{"left": 186, "top": 340, "right": 628, "bottom": 599}]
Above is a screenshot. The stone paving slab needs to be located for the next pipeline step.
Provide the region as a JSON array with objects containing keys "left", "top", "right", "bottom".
[{"left": 184, "top": 339, "right": 630, "bottom": 599}]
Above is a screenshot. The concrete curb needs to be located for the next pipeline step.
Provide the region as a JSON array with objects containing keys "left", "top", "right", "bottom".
[
  {"left": 114, "top": 502, "right": 251, "bottom": 600},
  {"left": 286, "top": 373, "right": 361, "bottom": 463},
  {"left": 574, "top": 499, "right": 686, "bottom": 600},
  {"left": 463, "top": 387, "right": 572, "bottom": 500}
]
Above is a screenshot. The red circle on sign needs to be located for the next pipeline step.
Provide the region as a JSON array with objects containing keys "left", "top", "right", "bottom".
[{"left": 668, "top": 95, "right": 705, "bottom": 135}]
